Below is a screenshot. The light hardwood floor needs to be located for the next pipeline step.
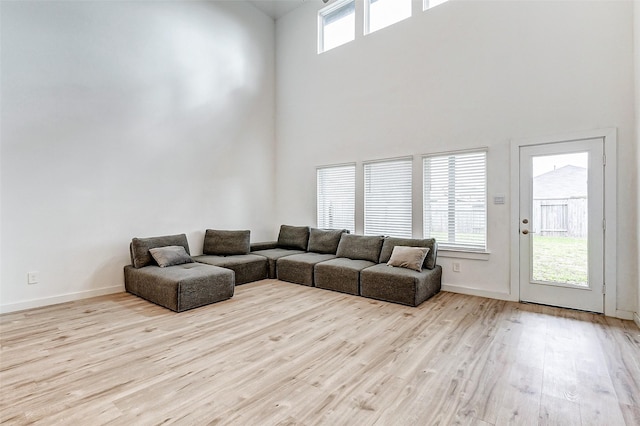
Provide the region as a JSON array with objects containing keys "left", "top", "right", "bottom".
[{"left": 1, "top": 280, "right": 639, "bottom": 425}]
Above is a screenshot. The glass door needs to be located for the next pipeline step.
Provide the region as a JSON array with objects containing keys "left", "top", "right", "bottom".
[{"left": 519, "top": 139, "right": 604, "bottom": 313}]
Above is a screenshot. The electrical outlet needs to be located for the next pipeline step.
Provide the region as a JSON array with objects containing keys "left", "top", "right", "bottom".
[
  {"left": 27, "top": 271, "right": 39, "bottom": 284},
  {"left": 452, "top": 262, "right": 461, "bottom": 273}
]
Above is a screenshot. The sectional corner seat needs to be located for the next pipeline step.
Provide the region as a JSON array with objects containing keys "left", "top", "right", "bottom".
[
  {"left": 192, "top": 229, "right": 269, "bottom": 285},
  {"left": 124, "top": 225, "right": 442, "bottom": 312},
  {"left": 249, "top": 225, "right": 314, "bottom": 279},
  {"left": 124, "top": 234, "right": 234, "bottom": 312}
]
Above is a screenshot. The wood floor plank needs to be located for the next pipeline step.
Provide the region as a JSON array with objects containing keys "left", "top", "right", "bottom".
[{"left": 1, "top": 280, "right": 638, "bottom": 425}]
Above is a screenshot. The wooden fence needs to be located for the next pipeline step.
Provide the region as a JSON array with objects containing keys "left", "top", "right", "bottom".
[{"left": 532, "top": 197, "right": 587, "bottom": 238}]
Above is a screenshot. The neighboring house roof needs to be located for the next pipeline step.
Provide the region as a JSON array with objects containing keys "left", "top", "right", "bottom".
[{"left": 533, "top": 165, "right": 587, "bottom": 199}]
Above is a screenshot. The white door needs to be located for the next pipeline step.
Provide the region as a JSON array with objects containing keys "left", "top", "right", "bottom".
[{"left": 519, "top": 138, "right": 604, "bottom": 313}]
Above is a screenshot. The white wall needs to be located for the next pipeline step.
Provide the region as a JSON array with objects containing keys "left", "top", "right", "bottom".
[
  {"left": 276, "top": 0, "right": 638, "bottom": 314},
  {"left": 0, "top": 1, "right": 276, "bottom": 312},
  {"left": 635, "top": 0, "right": 640, "bottom": 327}
]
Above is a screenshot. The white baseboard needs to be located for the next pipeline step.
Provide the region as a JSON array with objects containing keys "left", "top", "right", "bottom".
[
  {"left": 442, "top": 285, "right": 637, "bottom": 321},
  {"left": 441, "top": 283, "right": 516, "bottom": 302},
  {"left": 615, "top": 309, "right": 635, "bottom": 321},
  {"left": 0, "top": 285, "right": 124, "bottom": 314}
]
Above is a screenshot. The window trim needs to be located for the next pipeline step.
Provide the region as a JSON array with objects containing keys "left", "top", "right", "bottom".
[
  {"left": 318, "top": 0, "right": 356, "bottom": 54},
  {"left": 423, "top": 0, "right": 450, "bottom": 12},
  {"left": 422, "top": 148, "right": 488, "bottom": 252},
  {"left": 364, "top": 0, "right": 413, "bottom": 35}
]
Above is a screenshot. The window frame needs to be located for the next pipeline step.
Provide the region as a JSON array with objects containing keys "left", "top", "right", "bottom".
[
  {"left": 423, "top": 149, "right": 488, "bottom": 252},
  {"left": 316, "top": 163, "right": 356, "bottom": 233},
  {"left": 318, "top": 0, "right": 356, "bottom": 54},
  {"left": 364, "top": 0, "right": 413, "bottom": 35},
  {"left": 363, "top": 156, "right": 413, "bottom": 238},
  {"left": 423, "top": 0, "right": 450, "bottom": 11}
]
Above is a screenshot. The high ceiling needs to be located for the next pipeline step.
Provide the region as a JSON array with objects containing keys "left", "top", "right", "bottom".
[{"left": 248, "top": 0, "right": 308, "bottom": 20}]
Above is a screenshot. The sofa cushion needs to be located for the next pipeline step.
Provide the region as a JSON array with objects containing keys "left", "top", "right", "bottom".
[
  {"left": 360, "top": 263, "right": 442, "bottom": 307},
  {"left": 131, "top": 234, "right": 191, "bottom": 269},
  {"left": 379, "top": 237, "right": 438, "bottom": 270},
  {"left": 193, "top": 254, "right": 268, "bottom": 285},
  {"left": 203, "top": 229, "right": 250, "bottom": 255},
  {"left": 251, "top": 248, "right": 306, "bottom": 278},
  {"left": 250, "top": 241, "right": 278, "bottom": 251},
  {"left": 277, "top": 225, "right": 310, "bottom": 251},
  {"left": 307, "top": 228, "right": 348, "bottom": 254},
  {"left": 387, "top": 246, "right": 430, "bottom": 272},
  {"left": 124, "top": 263, "right": 234, "bottom": 312},
  {"left": 277, "top": 252, "right": 338, "bottom": 286},
  {"left": 335, "top": 234, "right": 384, "bottom": 263},
  {"left": 314, "top": 257, "right": 376, "bottom": 295},
  {"left": 149, "top": 245, "right": 194, "bottom": 268}
]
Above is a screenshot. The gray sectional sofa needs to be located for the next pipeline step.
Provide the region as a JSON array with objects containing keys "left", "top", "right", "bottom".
[{"left": 124, "top": 225, "right": 442, "bottom": 311}]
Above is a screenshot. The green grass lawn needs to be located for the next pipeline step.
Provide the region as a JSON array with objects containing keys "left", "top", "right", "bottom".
[{"left": 532, "top": 235, "right": 588, "bottom": 286}]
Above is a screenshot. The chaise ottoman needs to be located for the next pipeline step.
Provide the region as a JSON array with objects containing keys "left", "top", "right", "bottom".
[{"left": 124, "top": 234, "right": 234, "bottom": 312}]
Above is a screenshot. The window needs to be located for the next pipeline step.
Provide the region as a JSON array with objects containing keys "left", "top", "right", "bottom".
[
  {"left": 423, "top": 0, "right": 449, "bottom": 11},
  {"left": 317, "top": 164, "right": 356, "bottom": 232},
  {"left": 318, "top": 0, "right": 355, "bottom": 53},
  {"left": 423, "top": 151, "right": 487, "bottom": 251},
  {"left": 364, "top": 158, "right": 412, "bottom": 238},
  {"left": 365, "top": 0, "right": 412, "bottom": 35}
]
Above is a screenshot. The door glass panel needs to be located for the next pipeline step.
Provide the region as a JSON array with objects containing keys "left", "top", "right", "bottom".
[{"left": 531, "top": 152, "right": 589, "bottom": 287}]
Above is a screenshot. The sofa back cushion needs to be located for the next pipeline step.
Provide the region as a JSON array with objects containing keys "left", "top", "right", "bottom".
[
  {"left": 203, "top": 229, "right": 250, "bottom": 255},
  {"left": 336, "top": 234, "right": 384, "bottom": 263},
  {"left": 130, "top": 234, "right": 191, "bottom": 268},
  {"left": 277, "top": 225, "right": 310, "bottom": 251},
  {"left": 379, "top": 237, "right": 438, "bottom": 270},
  {"left": 307, "top": 228, "right": 349, "bottom": 254}
]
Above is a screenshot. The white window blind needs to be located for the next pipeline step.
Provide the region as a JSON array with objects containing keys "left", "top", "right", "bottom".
[
  {"left": 317, "top": 164, "right": 355, "bottom": 232},
  {"left": 423, "top": 151, "right": 487, "bottom": 250},
  {"left": 364, "top": 158, "right": 412, "bottom": 238}
]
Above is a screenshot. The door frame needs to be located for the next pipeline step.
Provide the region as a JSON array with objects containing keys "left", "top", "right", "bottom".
[{"left": 510, "top": 128, "right": 617, "bottom": 316}]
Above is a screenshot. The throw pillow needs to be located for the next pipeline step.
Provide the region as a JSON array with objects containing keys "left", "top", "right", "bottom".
[
  {"left": 387, "top": 246, "right": 430, "bottom": 272},
  {"left": 203, "top": 229, "right": 250, "bottom": 255},
  {"left": 149, "top": 245, "right": 194, "bottom": 268},
  {"left": 131, "top": 234, "right": 190, "bottom": 268},
  {"left": 379, "top": 237, "right": 437, "bottom": 269}
]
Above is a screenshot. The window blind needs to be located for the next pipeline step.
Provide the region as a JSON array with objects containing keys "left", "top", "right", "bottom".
[
  {"left": 364, "top": 158, "right": 412, "bottom": 238},
  {"left": 317, "top": 164, "right": 356, "bottom": 233},
  {"left": 423, "top": 151, "right": 487, "bottom": 250}
]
